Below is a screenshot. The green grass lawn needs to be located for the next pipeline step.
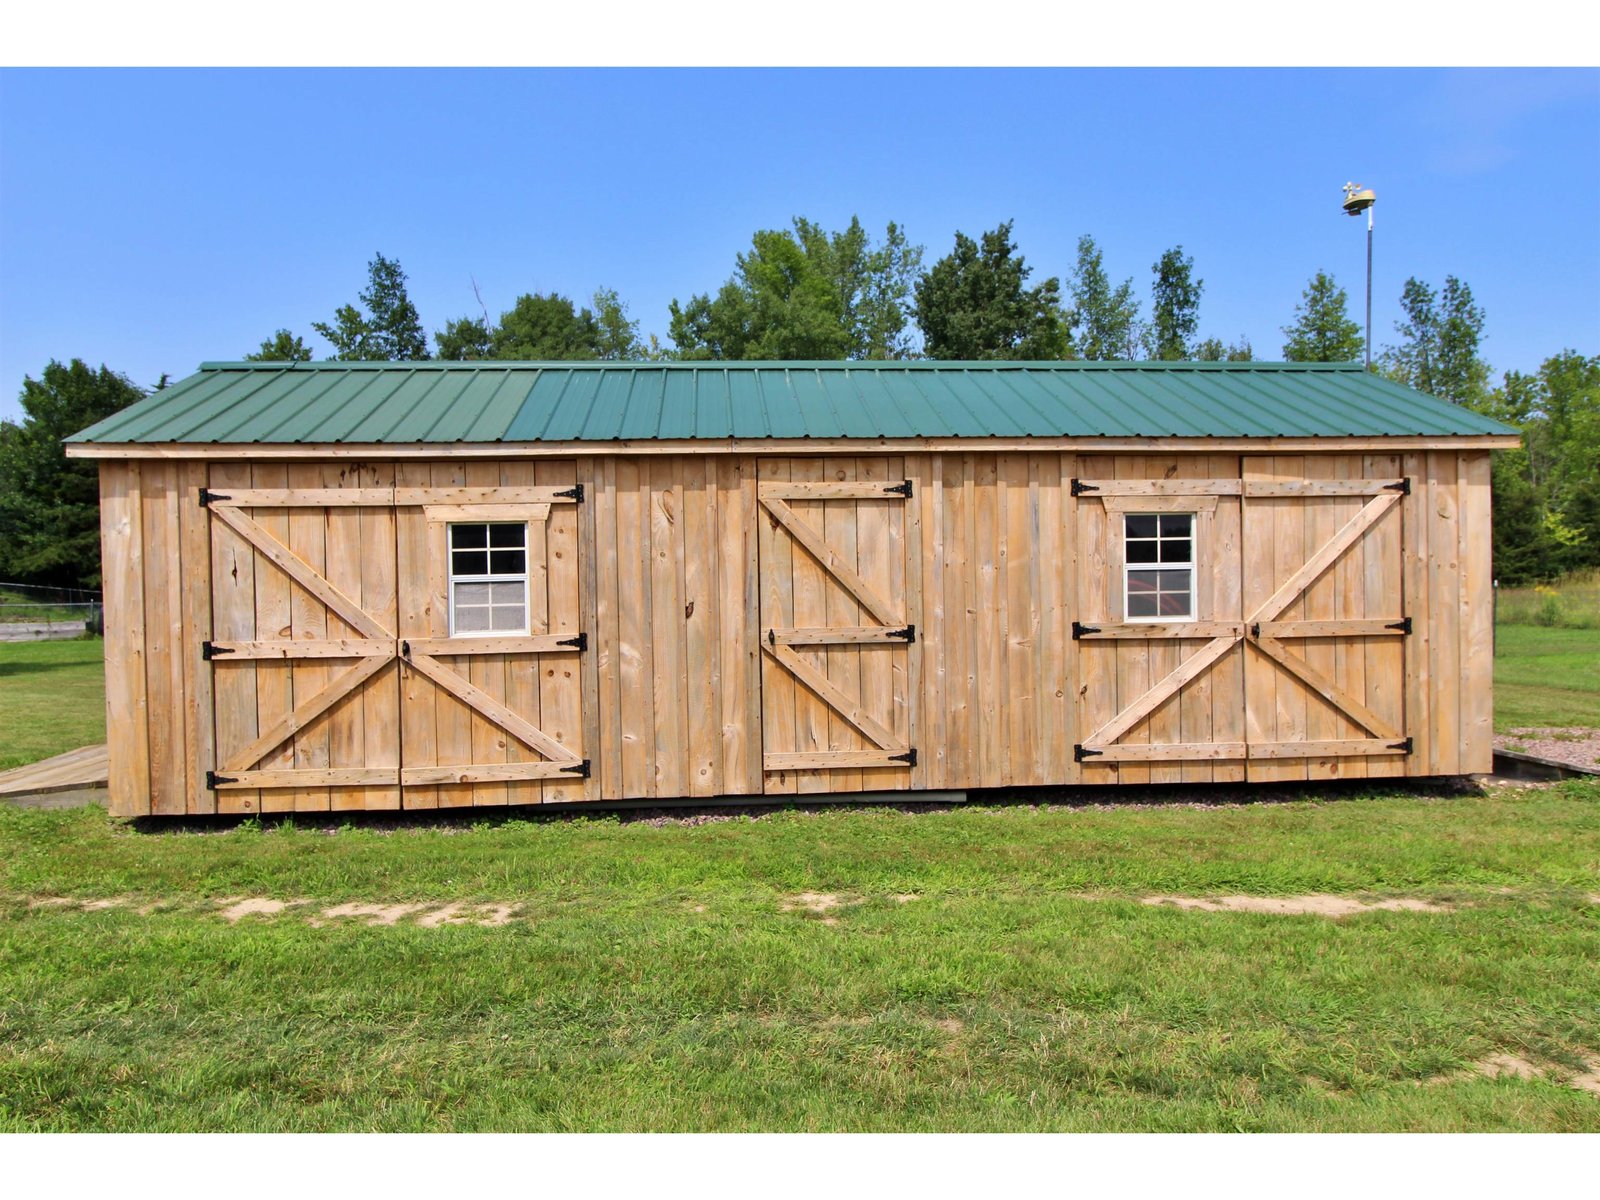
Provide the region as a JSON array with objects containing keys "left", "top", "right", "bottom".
[
  {"left": 0, "top": 637, "right": 106, "bottom": 772},
  {"left": 1493, "top": 625, "right": 1600, "bottom": 731},
  {"left": 2, "top": 783, "right": 1599, "bottom": 1132}
]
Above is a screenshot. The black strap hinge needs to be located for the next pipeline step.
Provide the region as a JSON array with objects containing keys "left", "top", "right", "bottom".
[
  {"left": 201, "top": 640, "right": 234, "bottom": 660},
  {"left": 1385, "top": 478, "right": 1412, "bottom": 495},
  {"left": 1070, "top": 478, "right": 1099, "bottom": 496},
  {"left": 888, "top": 625, "right": 916, "bottom": 643},
  {"left": 557, "top": 632, "right": 588, "bottom": 651},
  {"left": 1074, "top": 744, "right": 1103, "bottom": 761},
  {"left": 1072, "top": 621, "right": 1100, "bottom": 640},
  {"left": 205, "top": 771, "right": 237, "bottom": 789},
  {"left": 889, "top": 748, "right": 917, "bottom": 767},
  {"left": 1391, "top": 737, "right": 1414, "bottom": 754},
  {"left": 1387, "top": 617, "right": 1412, "bottom": 634},
  {"left": 560, "top": 759, "right": 591, "bottom": 777},
  {"left": 555, "top": 484, "right": 584, "bottom": 502},
  {"left": 197, "top": 488, "right": 231, "bottom": 507},
  {"left": 884, "top": 480, "right": 913, "bottom": 498}
]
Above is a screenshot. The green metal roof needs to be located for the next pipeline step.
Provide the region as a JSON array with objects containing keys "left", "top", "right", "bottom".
[{"left": 67, "top": 360, "right": 1517, "bottom": 445}]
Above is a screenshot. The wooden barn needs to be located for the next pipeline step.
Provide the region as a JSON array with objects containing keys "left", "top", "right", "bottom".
[{"left": 66, "top": 360, "right": 1518, "bottom": 817}]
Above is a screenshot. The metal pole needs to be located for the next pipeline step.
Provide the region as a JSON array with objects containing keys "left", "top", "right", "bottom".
[{"left": 1365, "top": 206, "right": 1374, "bottom": 371}]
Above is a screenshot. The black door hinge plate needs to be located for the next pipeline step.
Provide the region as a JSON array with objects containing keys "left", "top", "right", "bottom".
[
  {"left": 889, "top": 748, "right": 917, "bottom": 767},
  {"left": 201, "top": 640, "right": 234, "bottom": 660},
  {"left": 557, "top": 632, "right": 588, "bottom": 651},
  {"left": 1387, "top": 617, "right": 1412, "bottom": 634},
  {"left": 1391, "top": 737, "right": 1414, "bottom": 754},
  {"left": 1071, "top": 621, "right": 1100, "bottom": 639},
  {"left": 884, "top": 480, "right": 913, "bottom": 498},
  {"left": 197, "top": 488, "right": 231, "bottom": 507},
  {"left": 1385, "top": 478, "right": 1412, "bottom": 495},
  {"left": 887, "top": 625, "right": 916, "bottom": 643},
  {"left": 1074, "top": 744, "right": 1103, "bottom": 761},
  {"left": 1070, "top": 478, "right": 1099, "bottom": 496},
  {"left": 559, "top": 759, "right": 591, "bottom": 777},
  {"left": 205, "top": 770, "right": 237, "bottom": 789},
  {"left": 555, "top": 484, "right": 584, "bottom": 502}
]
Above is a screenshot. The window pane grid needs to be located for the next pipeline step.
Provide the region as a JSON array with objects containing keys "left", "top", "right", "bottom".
[
  {"left": 1124, "top": 512, "right": 1195, "bottom": 622},
  {"left": 449, "top": 522, "right": 529, "bottom": 637}
]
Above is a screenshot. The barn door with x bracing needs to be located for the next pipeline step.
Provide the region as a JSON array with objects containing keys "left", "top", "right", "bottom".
[
  {"left": 202, "top": 462, "right": 588, "bottom": 813},
  {"left": 1071, "top": 455, "right": 1412, "bottom": 784},
  {"left": 757, "top": 458, "right": 916, "bottom": 795}
]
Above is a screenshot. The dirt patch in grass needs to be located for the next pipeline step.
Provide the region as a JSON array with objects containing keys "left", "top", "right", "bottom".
[
  {"left": 1418, "top": 1052, "right": 1600, "bottom": 1096},
  {"left": 1141, "top": 894, "right": 1453, "bottom": 917},
  {"left": 781, "top": 892, "right": 860, "bottom": 914}
]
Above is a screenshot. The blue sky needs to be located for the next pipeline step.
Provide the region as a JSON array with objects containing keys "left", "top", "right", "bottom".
[{"left": 1, "top": 67, "right": 1596, "bottom": 422}]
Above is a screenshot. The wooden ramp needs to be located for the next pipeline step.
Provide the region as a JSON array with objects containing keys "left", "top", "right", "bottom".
[{"left": 0, "top": 744, "right": 110, "bottom": 798}]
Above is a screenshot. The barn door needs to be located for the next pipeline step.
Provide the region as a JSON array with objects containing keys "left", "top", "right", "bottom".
[
  {"left": 203, "top": 467, "right": 405, "bottom": 809},
  {"left": 757, "top": 459, "right": 915, "bottom": 793},
  {"left": 1072, "top": 456, "right": 1412, "bottom": 781},
  {"left": 202, "top": 465, "right": 587, "bottom": 811}
]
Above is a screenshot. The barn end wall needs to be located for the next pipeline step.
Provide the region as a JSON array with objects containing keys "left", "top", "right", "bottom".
[{"left": 96, "top": 448, "right": 1494, "bottom": 816}]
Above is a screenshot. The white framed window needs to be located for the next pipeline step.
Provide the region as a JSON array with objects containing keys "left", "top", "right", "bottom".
[
  {"left": 448, "top": 522, "right": 529, "bottom": 636},
  {"left": 1124, "top": 512, "right": 1194, "bottom": 622}
]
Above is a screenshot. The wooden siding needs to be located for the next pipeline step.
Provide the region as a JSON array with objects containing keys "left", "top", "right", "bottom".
[{"left": 96, "top": 449, "right": 1497, "bottom": 815}]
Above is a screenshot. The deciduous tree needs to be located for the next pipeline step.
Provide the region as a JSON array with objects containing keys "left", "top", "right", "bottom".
[
  {"left": 1146, "top": 246, "right": 1203, "bottom": 360},
  {"left": 0, "top": 360, "right": 145, "bottom": 588},
  {"left": 313, "top": 253, "right": 429, "bottom": 361},
  {"left": 1068, "top": 235, "right": 1140, "bottom": 360},
  {"left": 245, "top": 329, "right": 315, "bottom": 362}
]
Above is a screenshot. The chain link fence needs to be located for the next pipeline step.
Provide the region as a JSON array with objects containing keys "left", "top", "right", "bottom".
[{"left": 0, "top": 582, "right": 104, "bottom": 641}]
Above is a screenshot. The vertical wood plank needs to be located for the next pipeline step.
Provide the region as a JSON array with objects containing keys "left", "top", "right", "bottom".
[
  {"left": 1428, "top": 452, "right": 1461, "bottom": 775},
  {"left": 759, "top": 457, "right": 797, "bottom": 794},
  {"left": 1401, "top": 451, "right": 1433, "bottom": 777},
  {"left": 683, "top": 457, "right": 720, "bottom": 796},
  {"left": 250, "top": 463, "right": 294, "bottom": 812},
  {"left": 539, "top": 459, "right": 585, "bottom": 804},
  {"left": 1075, "top": 456, "right": 1116, "bottom": 786},
  {"left": 1001, "top": 453, "right": 1035, "bottom": 786},
  {"left": 208, "top": 461, "right": 257, "bottom": 814},
  {"left": 942, "top": 454, "right": 974, "bottom": 786},
  {"left": 973, "top": 454, "right": 1003, "bottom": 789},
  {"left": 285, "top": 463, "right": 331, "bottom": 811},
  {"left": 789, "top": 457, "right": 830, "bottom": 794},
  {"left": 594, "top": 456, "right": 624, "bottom": 799},
  {"left": 1301, "top": 455, "right": 1341, "bottom": 780},
  {"left": 140, "top": 464, "right": 187, "bottom": 815},
  {"left": 904, "top": 454, "right": 927, "bottom": 790},
  {"left": 1112, "top": 456, "right": 1151, "bottom": 785},
  {"left": 1363, "top": 453, "right": 1405, "bottom": 779},
  {"left": 1048, "top": 453, "right": 1075, "bottom": 786},
  {"left": 358, "top": 461, "right": 401, "bottom": 810},
  {"left": 648, "top": 459, "right": 687, "bottom": 798},
  {"left": 823, "top": 457, "right": 864, "bottom": 793},
  {"left": 614, "top": 457, "right": 652, "bottom": 796},
  {"left": 177, "top": 460, "right": 216, "bottom": 814},
  {"left": 500, "top": 459, "right": 544, "bottom": 806},
  {"left": 923, "top": 453, "right": 948, "bottom": 789},
  {"left": 1460, "top": 451, "right": 1494, "bottom": 773},
  {"left": 462, "top": 459, "right": 510, "bottom": 807},
  {"left": 576, "top": 457, "right": 604, "bottom": 802},
  {"left": 101, "top": 463, "right": 152, "bottom": 817},
  {"left": 323, "top": 462, "right": 374, "bottom": 810},
  {"left": 430, "top": 460, "right": 474, "bottom": 807},
  {"left": 1208, "top": 453, "right": 1245, "bottom": 784},
  {"left": 395, "top": 460, "right": 439, "bottom": 809}
]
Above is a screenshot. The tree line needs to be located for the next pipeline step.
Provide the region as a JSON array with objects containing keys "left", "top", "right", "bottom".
[{"left": 2, "top": 216, "right": 1594, "bottom": 589}]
